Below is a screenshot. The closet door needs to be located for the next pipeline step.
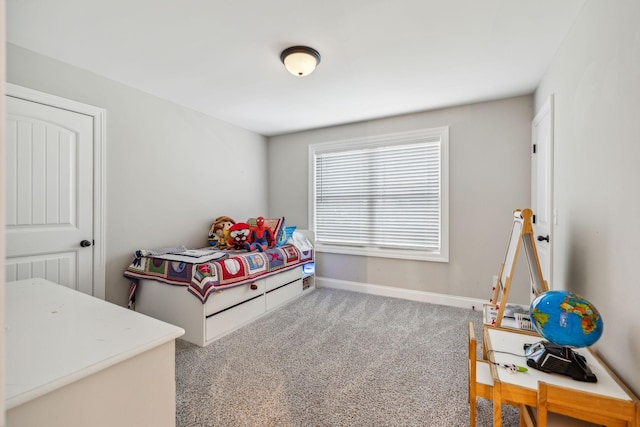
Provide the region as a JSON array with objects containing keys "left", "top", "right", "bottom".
[{"left": 531, "top": 95, "right": 554, "bottom": 291}]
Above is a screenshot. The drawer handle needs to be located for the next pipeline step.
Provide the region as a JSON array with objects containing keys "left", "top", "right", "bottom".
[{"left": 250, "top": 283, "right": 258, "bottom": 290}]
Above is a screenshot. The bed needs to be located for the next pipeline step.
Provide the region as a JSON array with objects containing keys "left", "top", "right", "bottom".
[{"left": 124, "top": 230, "right": 314, "bottom": 347}]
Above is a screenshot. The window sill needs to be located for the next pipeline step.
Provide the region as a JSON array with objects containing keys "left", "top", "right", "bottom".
[{"left": 315, "top": 243, "right": 448, "bottom": 262}]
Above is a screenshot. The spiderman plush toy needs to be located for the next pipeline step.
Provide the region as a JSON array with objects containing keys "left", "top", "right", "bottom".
[{"left": 248, "top": 216, "right": 274, "bottom": 252}]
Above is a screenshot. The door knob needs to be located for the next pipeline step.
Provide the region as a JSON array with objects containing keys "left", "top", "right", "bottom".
[
  {"left": 537, "top": 235, "right": 549, "bottom": 242},
  {"left": 80, "top": 240, "right": 93, "bottom": 247}
]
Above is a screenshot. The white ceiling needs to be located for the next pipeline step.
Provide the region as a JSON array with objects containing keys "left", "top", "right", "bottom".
[{"left": 6, "top": 0, "right": 585, "bottom": 136}]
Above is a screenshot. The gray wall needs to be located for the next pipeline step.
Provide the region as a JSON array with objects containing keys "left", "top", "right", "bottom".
[
  {"left": 7, "top": 44, "right": 269, "bottom": 307},
  {"left": 535, "top": 0, "right": 640, "bottom": 395},
  {"left": 269, "top": 95, "right": 534, "bottom": 303}
]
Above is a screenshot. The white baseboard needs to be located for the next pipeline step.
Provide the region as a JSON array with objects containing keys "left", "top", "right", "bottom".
[{"left": 316, "top": 276, "right": 487, "bottom": 312}]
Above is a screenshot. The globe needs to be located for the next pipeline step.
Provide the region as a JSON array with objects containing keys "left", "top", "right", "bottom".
[{"left": 530, "top": 290, "right": 604, "bottom": 348}]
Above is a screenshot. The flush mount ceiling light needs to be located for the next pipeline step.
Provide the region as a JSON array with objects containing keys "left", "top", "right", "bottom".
[{"left": 280, "top": 46, "right": 321, "bottom": 77}]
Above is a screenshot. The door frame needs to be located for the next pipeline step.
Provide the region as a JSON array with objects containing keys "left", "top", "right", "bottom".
[{"left": 6, "top": 83, "right": 107, "bottom": 298}]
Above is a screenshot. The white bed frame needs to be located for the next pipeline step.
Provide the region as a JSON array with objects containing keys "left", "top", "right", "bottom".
[{"left": 134, "top": 230, "right": 315, "bottom": 347}]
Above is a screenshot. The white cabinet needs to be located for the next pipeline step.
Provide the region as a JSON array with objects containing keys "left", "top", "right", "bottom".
[{"left": 5, "top": 278, "right": 184, "bottom": 427}]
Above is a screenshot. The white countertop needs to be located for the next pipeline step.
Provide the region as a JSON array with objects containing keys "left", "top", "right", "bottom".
[{"left": 5, "top": 278, "right": 185, "bottom": 409}]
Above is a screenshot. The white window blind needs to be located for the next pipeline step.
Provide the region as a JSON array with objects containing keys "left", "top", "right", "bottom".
[{"left": 310, "top": 128, "right": 449, "bottom": 262}]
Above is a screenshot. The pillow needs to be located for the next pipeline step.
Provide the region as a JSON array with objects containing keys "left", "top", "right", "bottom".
[
  {"left": 246, "top": 216, "right": 285, "bottom": 248},
  {"left": 289, "top": 230, "right": 313, "bottom": 251},
  {"left": 283, "top": 226, "right": 297, "bottom": 245}
]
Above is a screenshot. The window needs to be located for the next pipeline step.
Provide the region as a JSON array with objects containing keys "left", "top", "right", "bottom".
[{"left": 309, "top": 127, "right": 449, "bottom": 262}]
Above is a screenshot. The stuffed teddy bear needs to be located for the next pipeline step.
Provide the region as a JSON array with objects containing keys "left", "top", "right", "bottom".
[
  {"left": 208, "top": 216, "right": 236, "bottom": 249},
  {"left": 248, "top": 216, "right": 274, "bottom": 252},
  {"left": 228, "top": 222, "right": 251, "bottom": 251}
]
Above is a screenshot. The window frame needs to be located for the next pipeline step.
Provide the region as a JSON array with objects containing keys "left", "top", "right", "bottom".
[{"left": 308, "top": 127, "right": 449, "bottom": 262}]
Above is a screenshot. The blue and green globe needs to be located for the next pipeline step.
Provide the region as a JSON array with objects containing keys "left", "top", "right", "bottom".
[{"left": 530, "top": 290, "right": 604, "bottom": 348}]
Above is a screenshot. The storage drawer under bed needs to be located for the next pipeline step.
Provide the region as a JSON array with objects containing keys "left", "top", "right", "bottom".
[
  {"left": 205, "top": 294, "right": 265, "bottom": 343},
  {"left": 265, "top": 266, "right": 302, "bottom": 291},
  {"left": 204, "top": 279, "right": 265, "bottom": 317},
  {"left": 266, "top": 278, "right": 303, "bottom": 311}
]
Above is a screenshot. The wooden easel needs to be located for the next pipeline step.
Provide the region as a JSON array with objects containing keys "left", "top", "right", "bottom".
[{"left": 490, "top": 208, "right": 548, "bottom": 327}]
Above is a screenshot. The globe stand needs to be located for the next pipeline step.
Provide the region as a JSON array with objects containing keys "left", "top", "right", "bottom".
[{"left": 524, "top": 341, "right": 597, "bottom": 382}]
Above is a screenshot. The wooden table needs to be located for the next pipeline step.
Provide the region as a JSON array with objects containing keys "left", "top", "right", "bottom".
[
  {"left": 483, "top": 325, "right": 639, "bottom": 426},
  {"left": 5, "top": 278, "right": 185, "bottom": 427}
]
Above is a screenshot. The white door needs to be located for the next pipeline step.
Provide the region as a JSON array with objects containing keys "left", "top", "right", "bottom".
[
  {"left": 5, "top": 95, "right": 94, "bottom": 294},
  {"left": 531, "top": 95, "right": 554, "bottom": 290}
]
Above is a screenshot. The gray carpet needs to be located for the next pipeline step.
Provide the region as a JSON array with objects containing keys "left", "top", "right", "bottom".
[{"left": 175, "top": 287, "right": 520, "bottom": 426}]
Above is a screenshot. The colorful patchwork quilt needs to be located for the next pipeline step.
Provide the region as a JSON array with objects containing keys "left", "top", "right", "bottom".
[{"left": 124, "top": 244, "right": 313, "bottom": 306}]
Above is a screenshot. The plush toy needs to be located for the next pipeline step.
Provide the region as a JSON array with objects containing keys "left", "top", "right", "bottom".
[
  {"left": 209, "top": 216, "right": 236, "bottom": 249},
  {"left": 248, "top": 216, "right": 274, "bottom": 252},
  {"left": 228, "top": 222, "right": 251, "bottom": 251}
]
